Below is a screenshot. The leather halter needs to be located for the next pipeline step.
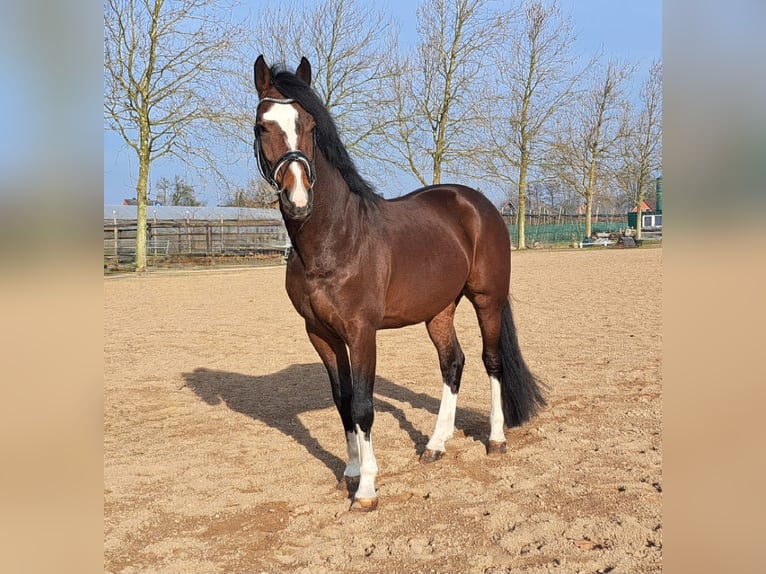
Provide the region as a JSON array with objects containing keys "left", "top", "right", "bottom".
[{"left": 254, "top": 97, "right": 317, "bottom": 191}]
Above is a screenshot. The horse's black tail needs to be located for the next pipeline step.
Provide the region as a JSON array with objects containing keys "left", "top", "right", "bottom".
[{"left": 499, "top": 299, "right": 547, "bottom": 427}]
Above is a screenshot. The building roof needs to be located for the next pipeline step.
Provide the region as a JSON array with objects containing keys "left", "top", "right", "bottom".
[
  {"left": 629, "top": 199, "right": 657, "bottom": 213},
  {"left": 104, "top": 205, "right": 284, "bottom": 222}
]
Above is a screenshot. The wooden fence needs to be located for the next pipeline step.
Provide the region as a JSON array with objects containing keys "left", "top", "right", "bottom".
[{"left": 104, "top": 218, "right": 290, "bottom": 264}]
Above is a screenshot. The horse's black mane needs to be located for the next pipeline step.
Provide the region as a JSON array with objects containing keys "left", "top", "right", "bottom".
[{"left": 270, "top": 65, "right": 380, "bottom": 202}]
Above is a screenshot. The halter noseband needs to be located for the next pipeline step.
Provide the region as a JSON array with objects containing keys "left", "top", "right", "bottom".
[{"left": 254, "top": 97, "right": 317, "bottom": 192}]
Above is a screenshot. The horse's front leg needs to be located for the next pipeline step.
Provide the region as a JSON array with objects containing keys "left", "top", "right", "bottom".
[
  {"left": 346, "top": 327, "right": 379, "bottom": 511},
  {"left": 305, "top": 326, "right": 359, "bottom": 488}
]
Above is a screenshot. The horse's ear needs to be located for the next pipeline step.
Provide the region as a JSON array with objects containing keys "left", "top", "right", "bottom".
[
  {"left": 254, "top": 55, "right": 271, "bottom": 96},
  {"left": 296, "top": 57, "right": 312, "bottom": 86}
]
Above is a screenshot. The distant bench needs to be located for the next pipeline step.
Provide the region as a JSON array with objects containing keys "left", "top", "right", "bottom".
[
  {"left": 260, "top": 243, "right": 291, "bottom": 258},
  {"left": 578, "top": 238, "right": 614, "bottom": 248},
  {"left": 146, "top": 239, "right": 170, "bottom": 254},
  {"left": 112, "top": 239, "right": 170, "bottom": 255}
]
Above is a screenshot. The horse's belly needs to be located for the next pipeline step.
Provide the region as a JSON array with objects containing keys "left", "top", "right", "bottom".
[{"left": 380, "top": 265, "right": 467, "bottom": 328}]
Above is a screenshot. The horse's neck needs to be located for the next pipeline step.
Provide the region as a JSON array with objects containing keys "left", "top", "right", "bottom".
[{"left": 285, "top": 157, "right": 362, "bottom": 263}]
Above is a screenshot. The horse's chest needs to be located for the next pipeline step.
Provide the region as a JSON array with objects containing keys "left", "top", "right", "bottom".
[{"left": 287, "top": 269, "right": 378, "bottom": 326}]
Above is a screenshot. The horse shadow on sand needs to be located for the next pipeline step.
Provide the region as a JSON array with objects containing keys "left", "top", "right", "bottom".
[{"left": 182, "top": 363, "right": 490, "bottom": 482}]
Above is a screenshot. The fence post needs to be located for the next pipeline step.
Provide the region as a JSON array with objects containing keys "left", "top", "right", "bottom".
[
  {"left": 186, "top": 211, "right": 191, "bottom": 254},
  {"left": 112, "top": 210, "right": 118, "bottom": 260}
]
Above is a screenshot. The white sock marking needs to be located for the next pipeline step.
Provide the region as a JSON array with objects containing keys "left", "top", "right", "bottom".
[
  {"left": 426, "top": 382, "right": 457, "bottom": 452},
  {"left": 354, "top": 424, "right": 378, "bottom": 500},
  {"left": 489, "top": 376, "right": 506, "bottom": 442}
]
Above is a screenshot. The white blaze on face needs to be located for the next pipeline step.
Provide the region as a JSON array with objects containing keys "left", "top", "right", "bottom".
[{"left": 261, "top": 102, "right": 310, "bottom": 208}]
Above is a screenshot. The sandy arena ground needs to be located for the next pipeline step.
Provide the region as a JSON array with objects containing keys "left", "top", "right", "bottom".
[{"left": 104, "top": 247, "right": 662, "bottom": 574}]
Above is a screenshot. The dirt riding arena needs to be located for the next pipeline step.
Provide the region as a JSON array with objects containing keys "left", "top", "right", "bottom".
[{"left": 104, "top": 247, "right": 662, "bottom": 574}]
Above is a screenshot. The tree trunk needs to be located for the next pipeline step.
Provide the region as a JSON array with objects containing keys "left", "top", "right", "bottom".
[
  {"left": 517, "top": 155, "right": 529, "bottom": 249},
  {"left": 135, "top": 152, "right": 149, "bottom": 272},
  {"left": 635, "top": 176, "right": 645, "bottom": 240},
  {"left": 584, "top": 156, "right": 597, "bottom": 239},
  {"left": 432, "top": 157, "right": 441, "bottom": 186}
]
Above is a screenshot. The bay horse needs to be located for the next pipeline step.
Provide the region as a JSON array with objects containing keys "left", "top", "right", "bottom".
[{"left": 253, "top": 55, "right": 546, "bottom": 511}]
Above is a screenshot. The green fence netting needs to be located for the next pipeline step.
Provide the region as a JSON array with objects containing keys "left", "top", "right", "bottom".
[{"left": 507, "top": 222, "right": 627, "bottom": 245}]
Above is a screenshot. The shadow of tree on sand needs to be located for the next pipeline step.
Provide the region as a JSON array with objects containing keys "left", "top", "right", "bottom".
[{"left": 182, "top": 363, "right": 490, "bottom": 481}]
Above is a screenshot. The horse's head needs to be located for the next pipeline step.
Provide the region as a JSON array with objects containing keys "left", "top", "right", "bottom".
[{"left": 254, "top": 55, "right": 317, "bottom": 221}]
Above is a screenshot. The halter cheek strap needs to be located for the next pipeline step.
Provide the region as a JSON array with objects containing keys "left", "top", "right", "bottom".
[{"left": 254, "top": 97, "right": 317, "bottom": 192}]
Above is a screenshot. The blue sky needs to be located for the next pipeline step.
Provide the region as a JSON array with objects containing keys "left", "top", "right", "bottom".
[{"left": 103, "top": 0, "right": 661, "bottom": 206}]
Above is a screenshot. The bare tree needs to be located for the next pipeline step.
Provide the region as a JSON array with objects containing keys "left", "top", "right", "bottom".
[
  {"left": 222, "top": 178, "right": 279, "bottom": 209},
  {"left": 549, "top": 59, "right": 632, "bottom": 238},
  {"left": 156, "top": 175, "right": 204, "bottom": 206},
  {"left": 388, "top": 0, "right": 506, "bottom": 186},
  {"left": 486, "top": 0, "right": 586, "bottom": 249},
  {"left": 617, "top": 61, "right": 662, "bottom": 239},
  {"left": 104, "top": 0, "right": 244, "bottom": 271}
]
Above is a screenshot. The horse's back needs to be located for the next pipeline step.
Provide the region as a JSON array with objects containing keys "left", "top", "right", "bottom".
[
  {"left": 386, "top": 184, "right": 510, "bottom": 259},
  {"left": 394, "top": 182, "right": 505, "bottom": 225}
]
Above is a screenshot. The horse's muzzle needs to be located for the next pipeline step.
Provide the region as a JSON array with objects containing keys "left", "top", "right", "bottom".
[{"left": 280, "top": 188, "right": 313, "bottom": 221}]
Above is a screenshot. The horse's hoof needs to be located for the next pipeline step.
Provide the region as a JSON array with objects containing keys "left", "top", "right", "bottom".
[
  {"left": 337, "top": 475, "right": 360, "bottom": 492},
  {"left": 420, "top": 448, "right": 444, "bottom": 463},
  {"left": 487, "top": 440, "right": 507, "bottom": 456},
  {"left": 350, "top": 497, "right": 378, "bottom": 512}
]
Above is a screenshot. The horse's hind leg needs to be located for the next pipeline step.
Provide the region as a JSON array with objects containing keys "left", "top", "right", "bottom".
[
  {"left": 469, "top": 287, "right": 546, "bottom": 456},
  {"left": 421, "top": 302, "right": 465, "bottom": 463},
  {"left": 467, "top": 294, "right": 508, "bottom": 455}
]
